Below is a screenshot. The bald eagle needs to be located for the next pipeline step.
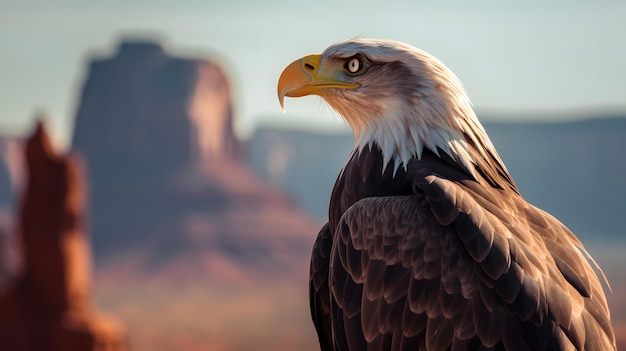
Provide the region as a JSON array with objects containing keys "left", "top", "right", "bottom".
[{"left": 277, "top": 39, "right": 616, "bottom": 351}]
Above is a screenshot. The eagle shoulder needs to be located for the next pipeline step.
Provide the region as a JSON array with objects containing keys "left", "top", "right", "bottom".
[{"left": 327, "top": 168, "right": 616, "bottom": 350}]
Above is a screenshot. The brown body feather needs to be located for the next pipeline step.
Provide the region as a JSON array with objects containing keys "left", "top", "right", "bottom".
[{"left": 310, "top": 145, "right": 616, "bottom": 351}]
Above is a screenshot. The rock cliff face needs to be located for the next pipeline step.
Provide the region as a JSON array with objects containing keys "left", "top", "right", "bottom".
[
  {"left": 71, "top": 40, "right": 317, "bottom": 263},
  {"left": 72, "top": 41, "right": 239, "bottom": 182},
  {"left": 72, "top": 41, "right": 302, "bottom": 258},
  {"left": 0, "top": 143, "right": 11, "bottom": 209},
  {"left": 70, "top": 40, "right": 319, "bottom": 350},
  {"left": 0, "top": 123, "right": 126, "bottom": 351},
  {"left": 0, "top": 137, "right": 19, "bottom": 294}
]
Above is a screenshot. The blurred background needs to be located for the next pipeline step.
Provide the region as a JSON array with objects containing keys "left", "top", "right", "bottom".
[{"left": 0, "top": 0, "right": 624, "bottom": 350}]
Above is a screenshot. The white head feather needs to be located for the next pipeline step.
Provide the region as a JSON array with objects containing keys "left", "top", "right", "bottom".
[{"left": 320, "top": 38, "right": 504, "bottom": 177}]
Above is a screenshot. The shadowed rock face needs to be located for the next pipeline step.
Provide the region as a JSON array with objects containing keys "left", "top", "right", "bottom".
[
  {"left": 71, "top": 41, "right": 250, "bottom": 257},
  {"left": 21, "top": 123, "right": 89, "bottom": 312},
  {"left": 0, "top": 143, "right": 11, "bottom": 208},
  {"left": 71, "top": 40, "right": 317, "bottom": 269},
  {"left": 0, "top": 138, "right": 19, "bottom": 295},
  {"left": 0, "top": 123, "right": 126, "bottom": 351},
  {"left": 72, "top": 40, "right": 239, "bottom": 184}
]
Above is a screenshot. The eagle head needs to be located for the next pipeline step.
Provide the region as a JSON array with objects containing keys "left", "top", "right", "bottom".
[{"left": 278, "top": 38, "right": 506, "bottom": 178}]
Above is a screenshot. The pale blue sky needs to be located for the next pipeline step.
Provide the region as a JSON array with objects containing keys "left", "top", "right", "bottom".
[{"left": 1, "top": 0, "right": 625, "bottom": 148}]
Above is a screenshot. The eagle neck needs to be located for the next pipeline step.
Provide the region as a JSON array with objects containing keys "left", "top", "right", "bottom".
[{"left": 348, "top": 103, "right": 518, "bottom": 194}]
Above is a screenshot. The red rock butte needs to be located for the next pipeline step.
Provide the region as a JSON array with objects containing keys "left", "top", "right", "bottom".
[
  {"left": 67, "top": 39, "right": 321, "bottom": 350},
  {"left": 0, "top": 123, "right": 126, "bottom": 350},
  {"left": 72, "top": 41, "right": 238, "bottom": 178},
  {"left": 70, "top": 40, "right": 318, "bottom": 272}
]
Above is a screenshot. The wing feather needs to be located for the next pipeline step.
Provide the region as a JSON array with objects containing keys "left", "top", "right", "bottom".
[
  {"left": 321, "top": 167, "right": 615, "bottom": 350},
  {"left": 309, "top": 223, "right": 334, "bottom": 351}
]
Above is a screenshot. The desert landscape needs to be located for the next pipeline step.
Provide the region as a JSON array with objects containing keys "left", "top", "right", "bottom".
[{"left": 0, "top": 39, "right": 624, "bottom": 350}]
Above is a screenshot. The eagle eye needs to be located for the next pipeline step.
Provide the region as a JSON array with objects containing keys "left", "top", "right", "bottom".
[{"left": 344, "top": 56, "right": 365, "bottom": 75}]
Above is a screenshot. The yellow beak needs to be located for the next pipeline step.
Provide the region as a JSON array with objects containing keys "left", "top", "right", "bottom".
[{"left": 277, "top": 54, "right": 360, "bottom": 111}]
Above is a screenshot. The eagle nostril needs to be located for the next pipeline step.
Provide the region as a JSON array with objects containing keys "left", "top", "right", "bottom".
[{"left": 304, "top": 63, "right": 315, "bottom": 71}]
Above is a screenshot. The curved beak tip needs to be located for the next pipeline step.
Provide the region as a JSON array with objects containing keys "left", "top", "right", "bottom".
[
  {"left": 278, "top": 86, "right": 287, "bottom": 112},
  {"left": 277, "top": 55, "right": 320, "bottom": 113}
]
